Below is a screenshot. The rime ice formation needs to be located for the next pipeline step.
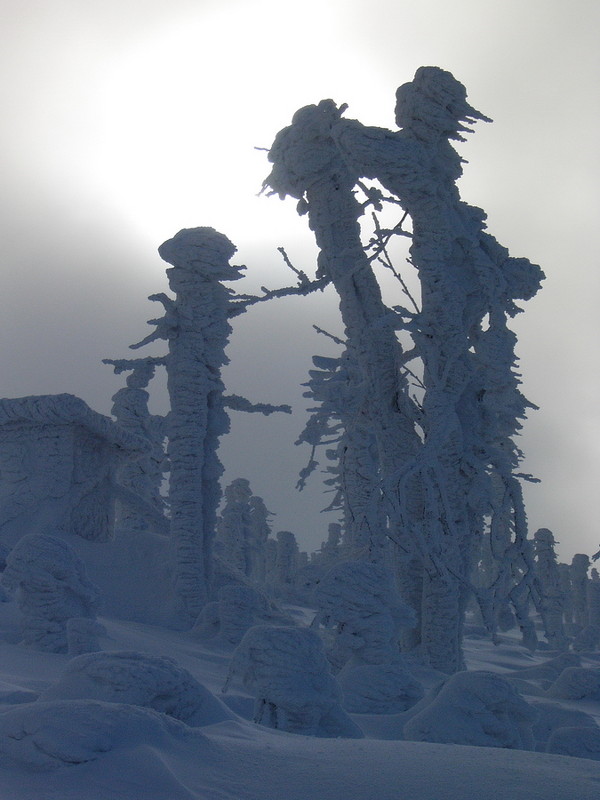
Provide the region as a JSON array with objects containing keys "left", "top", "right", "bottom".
[
  {"left": 403, "top": 670, "right": 536, "bottom": 749},
  {"left": 2, "top": 534, "right": 99, "bottom": 653},
  {"left": 265, "top": 66, "right": 544, "bottom": 673},
  {"left": 102, "top": 358, "right": 168, "bottom": 535},
  {"left": 0, "top": 394, "right": 149, "bottom": 545},
  {"left": 313, "top": 560, "right": 415, "bottom": 671},
  {"left": 40, "top": 650, "right": 233, "bottom": 726},
  {"left": 224, "top": 625, "right": 363, "bottom": 738},
  {"left": 571, "top": 554, "right": 591, "bottom": 628}
]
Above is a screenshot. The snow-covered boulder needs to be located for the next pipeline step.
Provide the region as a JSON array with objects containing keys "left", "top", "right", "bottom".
[
  {"left": 337, "top": 663, "right": 424, "bottom": 714},
  {"left": 546, "top": 726, "right": 600, "bottom": 761},
  {"left": 40, "top": 650, "right": 233, "bottom": 726},
  {"left": 403, "top": 671, "right": 536, "bottom": 750},
  {"left": 0, "top": 699, "right": 196, "bottom": 771},
  {"left": 225, "top": 625, "right": 363, "bottom": 738},
  {"left": 1, "top": 534, "right": 99, "bottom": 653},
  {"left": 546, "top": 667, "right": 600, "bottom": 701}
]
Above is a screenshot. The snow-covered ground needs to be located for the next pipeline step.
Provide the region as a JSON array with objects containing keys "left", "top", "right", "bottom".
[{"left": 1, "top": 594, "right": 599, "bottom": 800}]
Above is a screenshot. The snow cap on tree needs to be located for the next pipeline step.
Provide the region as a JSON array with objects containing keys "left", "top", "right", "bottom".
[
  {"left": 158, "top": 227, "right": 242, "bottom": 281},
  {"left": 395, "top": 66, "right": 492, "bottom": 141}
]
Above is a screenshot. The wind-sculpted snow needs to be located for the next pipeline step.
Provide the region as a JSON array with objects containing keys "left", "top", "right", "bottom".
[
  {"left": 337, "top": 663, "right": 424, "bottom": 714},
  {"left": 403, "top": 670, "right": 536, "bottom": 749},
  {"left": 530, "top": 701, "right": 599, "bottom": 751},
  {"left": 2, "top": 534, "right": 99, "bottom": 653},
  {"left": 225, "top": 625, "right": 363, "bottom": 738},
  {"left": 313, "top": 560, "right": 416, "bottom": 670},
  {"left": 546, "top": 726, "right": 600, "bottom": 760},
  {"left": 546, "top": 667, "right": 600, "bottom": 701},
  {"left": 0, "top": 699, "right": 196, "bottom": 771},
  {"left": 40, "top": 650, "right": 233, "bottom": 726}
]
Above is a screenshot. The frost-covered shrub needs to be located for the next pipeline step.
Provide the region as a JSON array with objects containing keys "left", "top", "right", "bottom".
[
  {"left": 403, "top": 671, "right": 536, "bottom": 750},
  {"left": 40, "top": 650, "right": 233, "bottom": 727},
  {"left": 1, "top": 534, "right": 99, "bottom": 653},
  {"left": 546, "top": 667, "right": 600, "bottom": 701},
  {"left": 546, "top": 726, "right": 600, "bottom": 760},
  {"left": 314, "top": 560, "right": 415, "bottom": 670},
  {"left": 0, "top": 699, "right": 195, "bottom": 771},
  {"left": 530, "top": 701, "right": 599, "bottom": 751},
  {"left": 337, "top": 663, "right": 424, "bottom": 714},
  {"left": 193, "top": 584, "right": 293, "bottom": 646},
  {"left": 224, "top": 625, "right": 363, "bottom": 738}
]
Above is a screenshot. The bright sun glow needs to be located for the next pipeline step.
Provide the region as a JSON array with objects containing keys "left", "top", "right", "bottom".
[{"left": 86, "top": 1, "right": 394, "bottom": 250}]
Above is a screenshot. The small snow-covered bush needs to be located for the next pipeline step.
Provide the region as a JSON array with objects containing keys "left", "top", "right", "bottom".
[
  {"left": 40, "top": 650, "right": 233, "bottom": 727},
  {"left": 403, "top": 671, "right": 536, "bottom": 750},
  {"left": 546, "top": 667, "right": 600, "bottom": 701},
  {"left": 1, "top": 534, "right": 99, "bottom": 653},
  {"left": 225, "top": 625, "right": 363, "bottom": 738},
  {"left": 337, "top": 663, "right": 424, "bottom": 714},
  {"left": 546, "top": 726, "right": 600, "bottom": 761},
  {"left": 314, "top": 560, "right": 415, "bottom": 670},
  {"left": 0, "top": 700, "right": 195, "bottom": 771}
]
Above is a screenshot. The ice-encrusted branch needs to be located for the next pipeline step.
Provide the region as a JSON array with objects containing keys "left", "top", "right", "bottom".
[{"left": 223, "top": 394, "right": 291, "bottom": 416}]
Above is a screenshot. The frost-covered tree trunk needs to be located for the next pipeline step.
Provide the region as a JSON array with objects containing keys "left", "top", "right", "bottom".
[{"left": 216, "top": 478, "right": 254, "bottom": 576}]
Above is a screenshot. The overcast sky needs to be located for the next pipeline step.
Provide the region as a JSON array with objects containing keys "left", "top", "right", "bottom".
[{"left": 1, "top": 0, "right": 598, "bottom": 561}]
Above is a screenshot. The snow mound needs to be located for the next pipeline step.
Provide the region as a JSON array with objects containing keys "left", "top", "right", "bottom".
[
  {"left": 225, "top": 625, "right": 363, "bottom": 738},
  {"left": 338, "top": 663, "right": 424, "bottom": 714},
  {"left": 0, "top": 699, "right": 196, "bottom": 771},
  {"left": 530, "top": 701, "right": 599, "bottom": 750},
  {"left": 546, "top": 726, "right": 600, "bottom": 760},
  {"left": 403, "top": 670, "right": 536, "bottom": 749},
  {"left": 546, "top": 667, "right": 600, "bottom": 701},
  {"left": 40, "top": 650, "right": 234, "bottom": 726},
  {"left": 1, "top": 534, "right": 99, "bottom": 653}
]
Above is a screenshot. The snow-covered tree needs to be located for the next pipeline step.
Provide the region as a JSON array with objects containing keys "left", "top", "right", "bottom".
[
  {"left": 265, "top": 67, "right": 543, "bottom": 672},
  {"left": 533, "top": 528, "right": 568, "bottom": 650}
]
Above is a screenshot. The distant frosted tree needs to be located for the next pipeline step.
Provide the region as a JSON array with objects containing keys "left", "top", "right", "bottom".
[
  {"left": 533, "top": 528, "right": 568, "bottom": 651},
  {"left": 215, "top": 478, "right": 254, "bottom": 576},
  {"left": 102, "top": 357, "right": 167, "bottom": 534},
  {"left": 571, "top": 554, "right": 591, "bottom": 628}
]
